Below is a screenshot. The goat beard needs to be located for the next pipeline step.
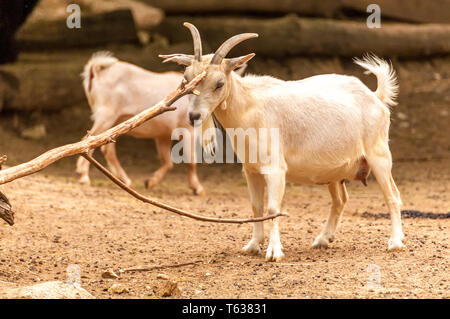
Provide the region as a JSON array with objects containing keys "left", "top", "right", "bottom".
[{"left": 197, "top": 113, "right": 219, "bottom": 157}]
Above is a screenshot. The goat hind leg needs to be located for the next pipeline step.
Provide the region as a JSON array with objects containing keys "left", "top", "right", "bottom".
[
  {"left": 100, "top": 143, "right": 132, "bottom": 186},
  {"left": 367, "top": 146, "right": 404, "bottom": 250},
  {"left": 145, "top": 137, "right": 173, "bottom": 189},
  {"left": 313, "top": 181, "right": 348, "bottom": 248},
  {"left": 76, "top": 149, "right": 95, "bottom": 185}
]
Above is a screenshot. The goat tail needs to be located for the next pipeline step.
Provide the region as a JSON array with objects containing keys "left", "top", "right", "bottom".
[
  {"left": 354, "top": 53, "right": 398, "bottom": 107},
  {"left": 81, "top": 51, "right": 118, "bottom": 93}
]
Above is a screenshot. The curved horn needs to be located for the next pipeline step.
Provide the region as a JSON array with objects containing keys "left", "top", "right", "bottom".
[
  {"left": 183, "top": 22, "right": 202, "bottom": 62},
  {"left": 210, "top": 33, "right": 258, "bottom": 65}
]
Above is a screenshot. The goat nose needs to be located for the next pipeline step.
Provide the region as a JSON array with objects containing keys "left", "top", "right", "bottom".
[{"left": 189, "top": 112, "right": 201, "bottom": 126}]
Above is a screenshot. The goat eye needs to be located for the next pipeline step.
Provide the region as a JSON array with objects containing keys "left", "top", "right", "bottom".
[{"left": 215, "top": 81, "right": 224, "bottom": 90}]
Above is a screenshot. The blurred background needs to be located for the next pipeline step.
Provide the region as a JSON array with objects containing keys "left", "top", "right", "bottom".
[{"left": 0, "top": 0, "right": 449, "bottom": 172}]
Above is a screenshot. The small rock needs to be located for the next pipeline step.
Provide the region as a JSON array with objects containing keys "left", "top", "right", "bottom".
[
  {"left": 399, "top": 121, "right": 410, "bottom": 128},
  {"left": 21, "top": 124, "right": 46, "bottom": 140},
  {"left": 156, "top": 273, "right": 169, "bottom": 280},
  {"left": 396, "top": 112, "right": 408, "bottom": 120},
  {"left": 108, "top": 284, "right": 129, "bottom": 295},
  {"left": 157, "top": 280, "right": 181, "bottom": 297},
  {"left": 101, "top": 269, "right": 119, "bottom": 279}
]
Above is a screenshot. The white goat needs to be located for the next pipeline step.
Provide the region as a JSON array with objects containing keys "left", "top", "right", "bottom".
[
  {"left": 75, "top": 52, "right": 205, "bottom": 195},
  {"left": 162, "top": 23, "right": 404, "bottom": 261}
]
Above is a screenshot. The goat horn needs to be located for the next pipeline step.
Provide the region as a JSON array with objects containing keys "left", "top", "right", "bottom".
[
  {"left": 210, "top": 33, "right": 258, "bottom": 65},
  {"left": 183, "top": 22, "right": 202, "bottom": 62}
]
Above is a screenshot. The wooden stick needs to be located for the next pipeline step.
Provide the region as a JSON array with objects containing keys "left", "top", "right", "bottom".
[
  {"left": 0, "top": 190, "right": 14, "bottom": 226},
  {"left": 0, "top": 71, "right": 206, "bottom": 185},
  {"left": 83, "top": 153, "right": 288, "bottom": 224},
  {"left": 0, "top": 70, "right": 287, "bottom": 226},
  {"left": 120, "top": 260, "right": 202, "bottom": 273}
]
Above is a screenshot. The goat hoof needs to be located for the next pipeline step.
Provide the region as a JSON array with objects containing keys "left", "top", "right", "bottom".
[
  {"left": 242, "top": 240, "right": 262, "bottom": 255},
  {"left": 144, "top": 177, "right": 157, "bottom": 189},
  {"left": 78, "top": 176, "right": 91, "bottom": 186},
  {"left": 193, "top": 186, "right": 205, "bottom": 196},
  {"left": 121, "top": 178, "right": 132, "bottom": 187},
  {"left": 265, "top": 243, "right": 284, "bottom": 262},
  {"left": 312, "top": 234, "right": 330, "bottom": 249},
  {"left": 388, "top": 237, "right": 405, "bottom": 251}
]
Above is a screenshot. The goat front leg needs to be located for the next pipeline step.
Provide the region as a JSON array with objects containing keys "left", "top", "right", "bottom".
[
  {"left": 145, "top": 137, "right": 173, "bottom": 189},
  {"left": 75, "top": 114, "right": 117, "bottom": 186},
  {"left": 313, "top": 181, "right": 348, "bottom": 248},
  {"left": 242, "top": 170, "right": 265, "bottom": 255},
  {"left": 100, "top": 143, "right": 132, "bottom": 186},
  {"left": 184, "top": 134, "right": 205, "bottom": 196},
  {"left": 264, "top": 170, "right": 286, "bottom": 262}
]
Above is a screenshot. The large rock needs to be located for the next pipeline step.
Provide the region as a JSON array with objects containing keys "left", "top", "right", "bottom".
[
  {"left": 341, "top": 0, "right": 450, "bottom": 24},
  {"left": 156, "top": 15, "right": 450, "bottom": 58},
  {"left": 85, "top": 0, "right": 164, "bottom": 30},
  {"left": 1, "top": 42, "right": 449, "bottom": 113},
  {"left": 28, "top": 0, "right": 164, "bottom": 30},
  {"left": 143, "top": 0, "right": 340, "bottom": 17},
  {"left": 144, "top": 0, "right": 450, "bottom": 23},
  {"left": 0, "top": 58, "right": 87, "bottom": 112},
  {"left": 17, "top": 9, "right": 139, "bottom": 51},
  {"left": 0, "top": 41, "right": 183, "bottom": 112},
  {"left": 0, "top": 281, "right": 95, "bottom": 299}
]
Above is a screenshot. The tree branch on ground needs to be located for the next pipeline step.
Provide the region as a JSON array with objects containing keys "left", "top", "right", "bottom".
[{"left": 0, "top": 71, "right": 287, "bottom": 226}]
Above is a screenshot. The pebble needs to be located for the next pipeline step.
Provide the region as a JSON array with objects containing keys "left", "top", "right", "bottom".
[
  {"left": 108, "top": 284, "right": 129, "bottom": 294},
  {"left": 157, "top": 280, "right": 181, "bottom": 297},
  {"left": 156, "top": 273, "right": 170, "bottom": 280},
  {"left": 101, "top": 269, "right": 119, "bottom": 279}
]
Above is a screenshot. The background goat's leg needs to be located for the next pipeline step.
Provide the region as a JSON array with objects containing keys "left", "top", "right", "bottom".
[
  {"left": 75, "top": 116, "right": 117, "bottom": 185},
  {"left": 100, "top": 143, "right": 132, "bottom": 186},
  {"left": 367, "top": 146, "right": 405, "bottom": 250},
  {"left": 264, "top": 171, "right": 286, "bottom": 262},
  {"left": 184, "top": 133, "right": 204, "bottom": 196},
  {"left": 312, "top": 182, "right": 348, "bottom": 248},
  {"left": 144, "top": 137, "right": 173, "bottom": 189},
  {"left": 242, "top": 170, "right": 265, "bottom": 255},
  {"left": 76, "top": 149, "right": 95, "bottom": 185}
]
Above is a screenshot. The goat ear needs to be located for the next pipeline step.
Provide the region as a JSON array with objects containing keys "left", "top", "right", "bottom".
[
  {"left": 158, "top": 54, "right": 193, "bottom": 66},
  {"left": 234, "top": 63, "right": 247, "bottom": 76},
  {"left": 224, "top": 53, "right": 255, "bottom": 73}
]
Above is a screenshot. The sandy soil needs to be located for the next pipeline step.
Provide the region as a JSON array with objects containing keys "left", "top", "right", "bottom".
[{"left": 0, "top": 126, "right": 448, "bottom": 298}]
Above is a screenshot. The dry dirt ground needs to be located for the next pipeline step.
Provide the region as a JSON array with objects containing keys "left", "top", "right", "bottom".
[{"left": 0, "top": 119, "right": 449, "bottom": 299}]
